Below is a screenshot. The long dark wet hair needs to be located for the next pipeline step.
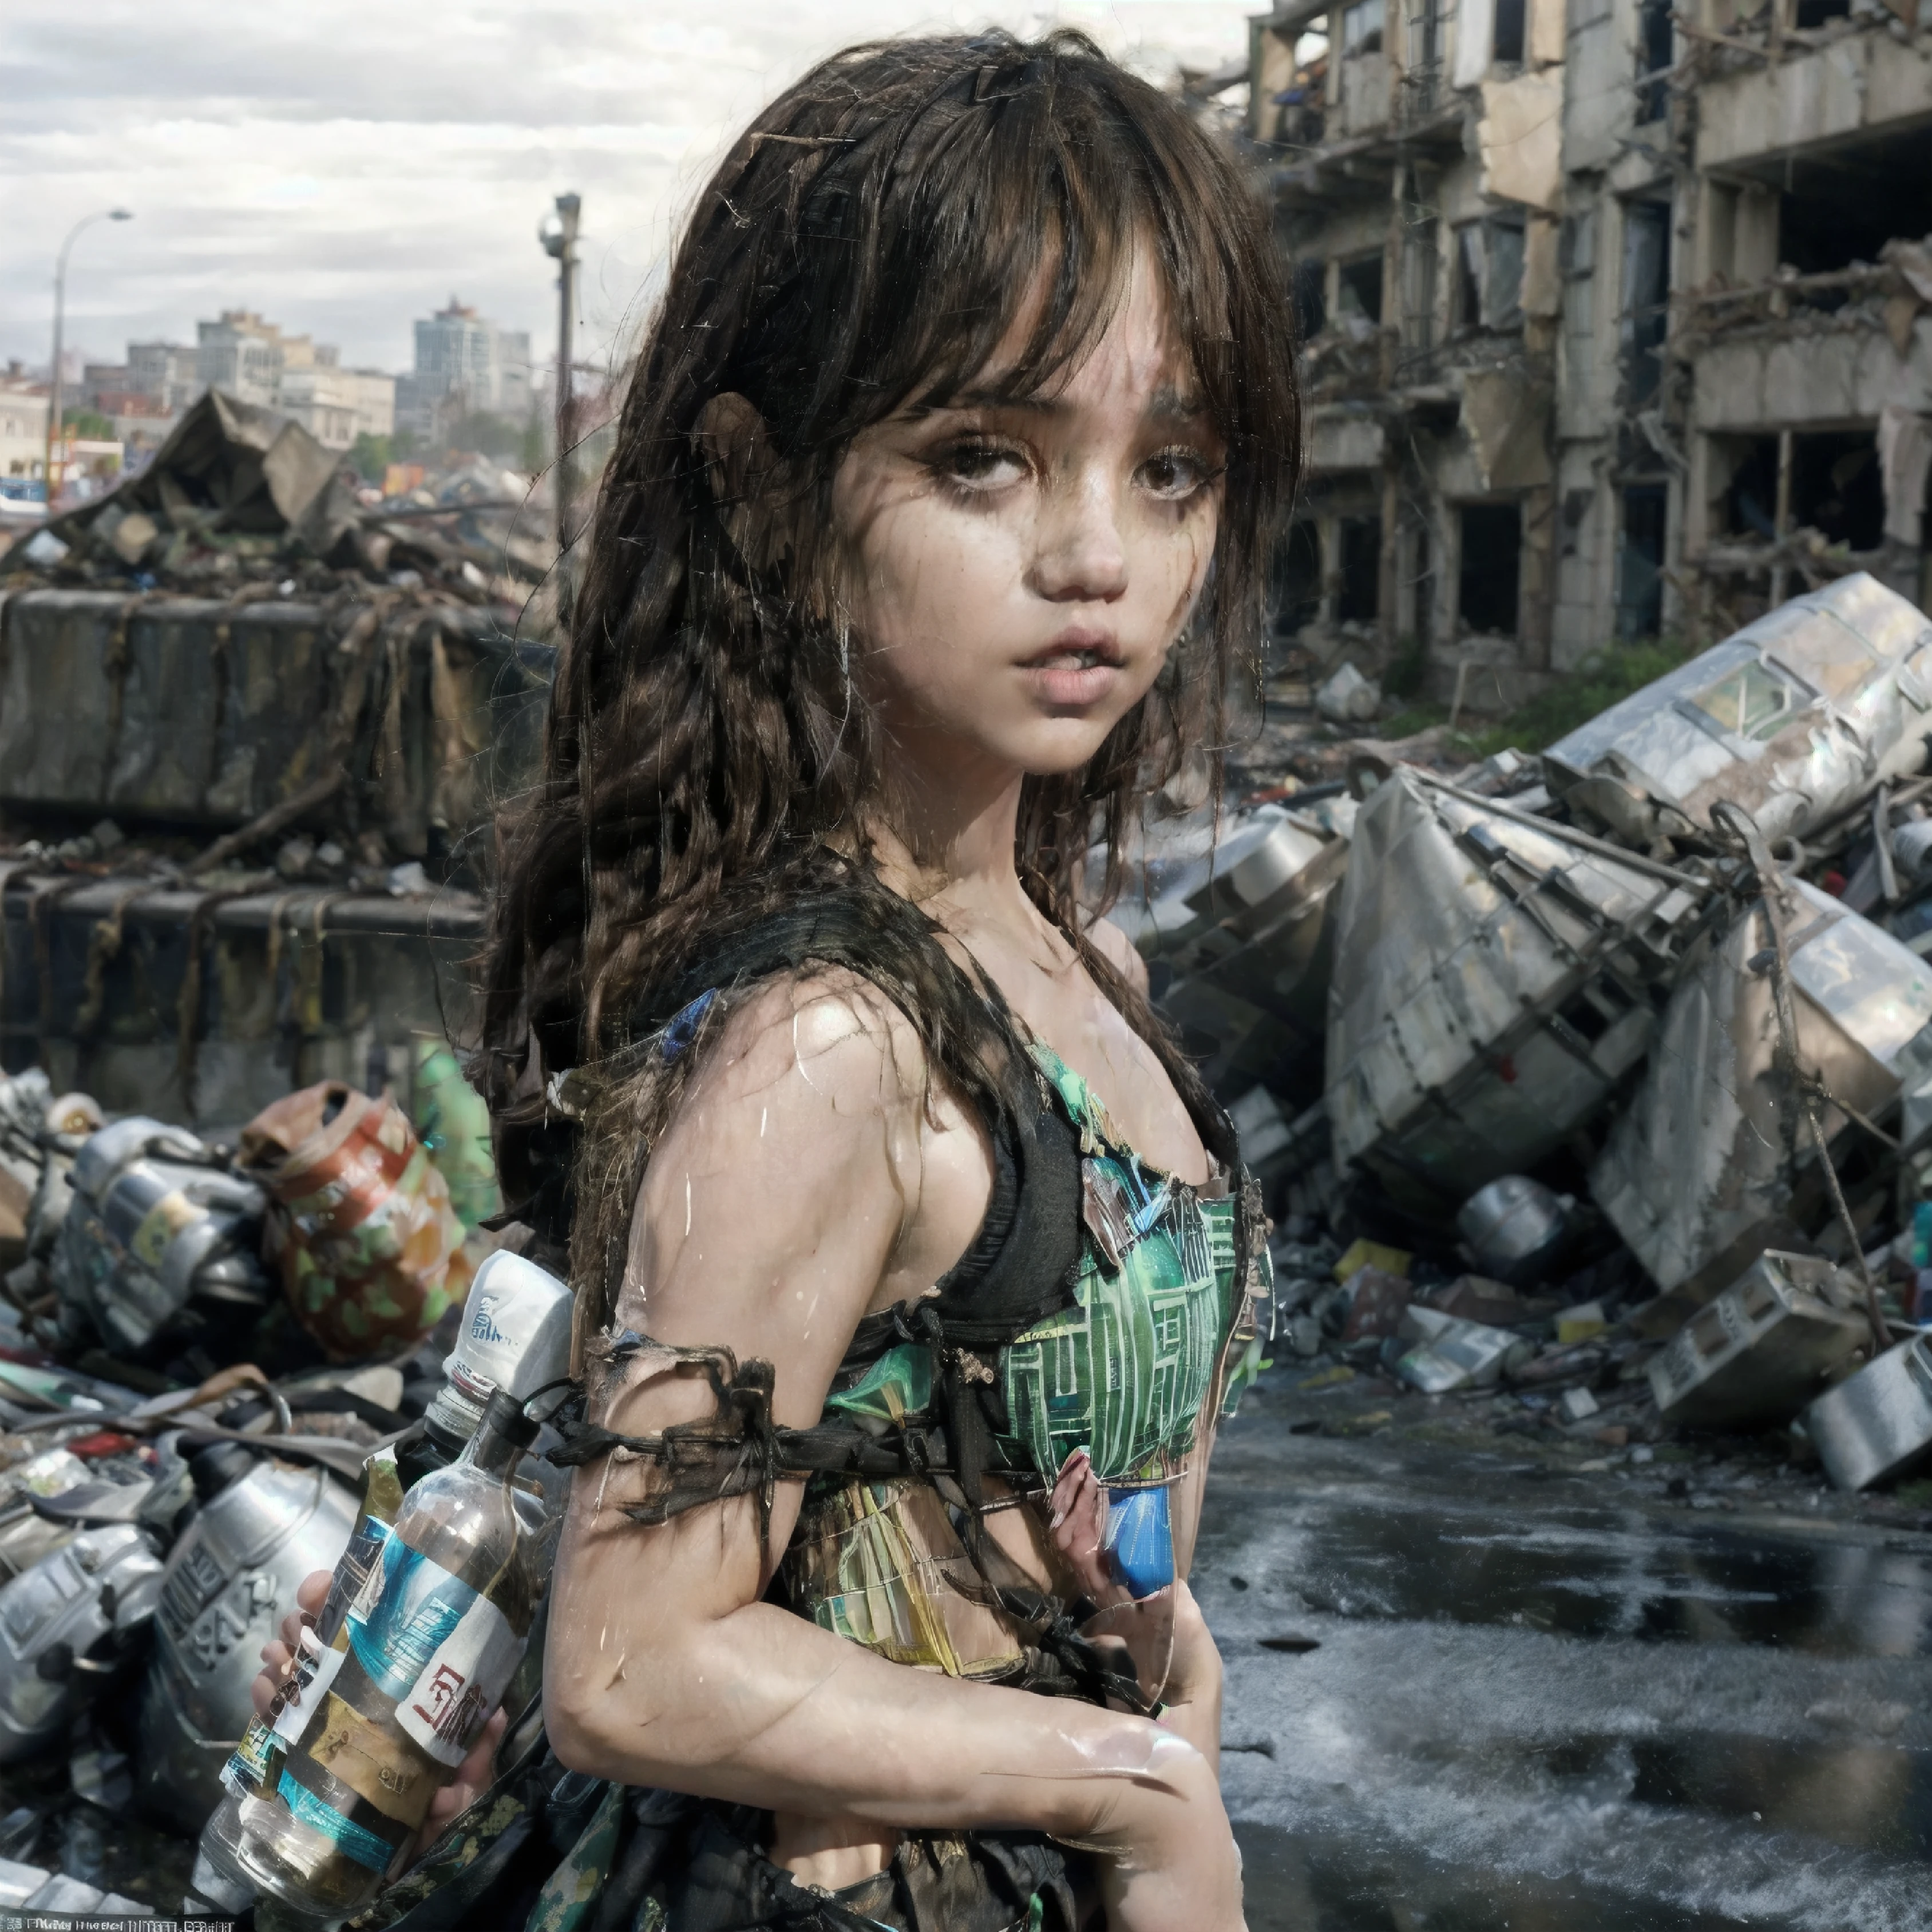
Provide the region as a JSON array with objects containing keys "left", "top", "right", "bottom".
[{"left": 481, "top": 30, "right": 1301, "bottom": 1220}]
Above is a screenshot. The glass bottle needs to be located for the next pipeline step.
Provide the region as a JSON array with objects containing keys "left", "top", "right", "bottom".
[
  {"left": 219, "top": 1392, "right": 545, "bottom": 1920},
  {"left": 189, "top": 1444, "right": 407, "bottom": 1916}
]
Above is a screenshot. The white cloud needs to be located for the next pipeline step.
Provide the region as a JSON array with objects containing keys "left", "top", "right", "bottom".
[{"left": 0, "top": 0, "right": 1250, "bottom": 379}]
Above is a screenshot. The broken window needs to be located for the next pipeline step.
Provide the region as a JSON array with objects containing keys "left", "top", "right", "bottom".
[
  {"left": 1773, "top": 124, "right": 1932, "bottom": 279},
  {"left": 1688, "top": 660, "right": 1802, "bottom": 742},
  {"left": 1791, "top": 432, "right": 1885, "bottom": 554},
  {"left": 1616, "top": 484, "right": 1668, "bottom": 640},
  {"left": 1492, "top": 0, "right": 1526, "bottom": 64},
  {"left": 1721, "top": 437, "right": 1780, "bottom": 541},
  {"left": 1453, "top": 218, "right": 1525, "bottom": 331},
  {"left": 1619, "top": 201, "right": 1670, "bottom": 410},
  {"left": 1407, "top": 0, "right": 1443, "bottom": 108},
  {"left": 1273, "top": 521, "right": 1324, "bottom": 636},
  {"left": 1343, "top": 0, "right": 1386, "bottom": 54},
  {"left": 1339, "top": 515, "right": 1383, "bottom": 624},
  {"left": 1337, "top": 252, "right": 1385, "bottom": 325},
  {"left": 1293, "top": 258, "right": 1328, "bottom": 339},
  {"left": 1636, "top": 0, "right": 1673, "bottom": 124},
  {"left": 1458, "top": 503, "right": 1521, "bottom": 635}
]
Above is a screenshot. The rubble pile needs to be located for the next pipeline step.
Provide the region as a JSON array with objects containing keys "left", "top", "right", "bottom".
[
  {"left": 1128, "top": 572, "right": 1932, "bottom": 1515},
  {"left": 0, "top": 1056, "right": 561, "bottom": 1917}
]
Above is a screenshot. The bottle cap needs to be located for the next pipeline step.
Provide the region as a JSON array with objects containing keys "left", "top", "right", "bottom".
[{"left": 480, "top": 1386, "right": 539, "bottom": 1451}]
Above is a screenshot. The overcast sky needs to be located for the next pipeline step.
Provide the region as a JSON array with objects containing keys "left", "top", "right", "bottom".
[{"left": 1, "top": 1, "right": 1251, "bottom": 384}]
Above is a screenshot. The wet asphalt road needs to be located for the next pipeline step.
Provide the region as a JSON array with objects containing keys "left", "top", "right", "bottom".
[{"left": 1199, "top": 1376, "right": 1932, "bottom": 1932}]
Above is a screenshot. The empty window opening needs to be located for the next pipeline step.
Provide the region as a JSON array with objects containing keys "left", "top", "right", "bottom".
[
  {"left": 1339, "top": 516, "right": 1383, "bottom": 624},
  {"left": 1492, "top": 0, "right": 1527, "bottom": 64},
  {"left": 1791, "top": 431, "right": 1885, "bottom": 553},
  {"left": 1337, "top": 252, "right": 1385, "bottom": 325},
  {"left": 1636, "top": 0, "right": 1673, "bottom": 123},
  {"left": 1343, "top": 0, "right": 1385, "bottom": 54},
  {"left": 1792, "top": 0, "right": 1849, "bottom": 25},
  {"left": 1772, "top": 125, "right": 1932, "bottom": 279},
  {"left": 1293, "top": 258, "right": 1328, "bottom": 340},
  {"left": 1454, "top": 219, "right": 1526, "bottom": 331},
  {"left": 1619, "top": 201, "right": 1670, "bottom": 409},
  {"left": 1616, "top": 484, "right": 1668, "bottom": 640},
  {"left": 1273, "top": 521, "right": 1324, "bottom": 636},
  {"left": 1458, "top": 504, "right": 1521, "bottom": 635},
  {"left": 1722, "top": 437, "right": 1781, "bottom": 540}
]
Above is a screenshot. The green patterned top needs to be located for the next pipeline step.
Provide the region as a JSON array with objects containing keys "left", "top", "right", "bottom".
[{"left": 821, "top": 1037, "right": 1265, "bottom": 1482}]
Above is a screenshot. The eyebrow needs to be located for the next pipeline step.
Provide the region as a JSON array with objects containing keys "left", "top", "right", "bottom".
[{"left": 916, "top": 382, "right": 1211, "bottom": 422}]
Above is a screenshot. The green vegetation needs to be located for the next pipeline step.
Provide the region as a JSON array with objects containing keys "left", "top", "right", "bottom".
[
  {"left": 348, "top": 429, "right": 423, "bottom": 482},
  {"left": 1365, "top": 638, "right": 1690, "bottom": 757},
  {"left": 1464, "top": 639, "right": 1689, "bottom": 758},
  {"left": 61, "top": 407, "right": 114, "bottom": 441}
]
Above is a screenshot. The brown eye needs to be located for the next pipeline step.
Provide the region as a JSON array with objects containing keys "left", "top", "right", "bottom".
[
  {"left": 1138, "top": 449, "right": 1213, "bottom": 500},
  {"left": 937, "top": 440, "right": 1028, "bottom": 488}
]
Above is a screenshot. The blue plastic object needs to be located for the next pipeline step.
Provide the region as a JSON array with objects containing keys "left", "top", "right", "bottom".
[{"left": 1103, "top": 1484, "right": 1175, "bottom": 1599}]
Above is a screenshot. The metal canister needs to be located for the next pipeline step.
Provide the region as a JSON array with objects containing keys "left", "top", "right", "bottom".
[
  {"left": 55, "top": 1118, "right": 270, "bottom": 1354},
  {"left": 0, "top": 1524, "right": 164, "bottom": 1764},
  {"left": 136, "top": 1444, "right": 359, "bottom": 1832},
  {"left": 1801, "top": 1336, "right": 1932, "bottom": 1491},
  {"left": 1456, "top": 1176, "right": 1573, "bottom": 1288}
]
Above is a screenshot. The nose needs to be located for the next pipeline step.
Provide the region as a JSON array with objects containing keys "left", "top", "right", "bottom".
[{"left": 1027, "top": 466, "right": 1129, "bottom": 604}]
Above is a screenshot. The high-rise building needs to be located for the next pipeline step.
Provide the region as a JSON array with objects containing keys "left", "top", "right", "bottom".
[{"left": 398, "top": 298, "right": 533, "bottom": 435}]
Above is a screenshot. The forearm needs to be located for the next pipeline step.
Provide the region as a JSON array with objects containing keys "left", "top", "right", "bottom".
[{"left": 547, "top": 1590, "right": 1189, "bottom": 1843}]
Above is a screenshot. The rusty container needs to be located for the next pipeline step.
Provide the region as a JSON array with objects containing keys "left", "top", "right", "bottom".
[{"left": 238, "top": 1083, "right": 472, "bottom": 1360}]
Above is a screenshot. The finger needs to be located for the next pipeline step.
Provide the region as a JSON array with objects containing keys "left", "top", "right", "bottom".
[
  {"left": 259, "top": 1638, "right": 292, "bottom": 1672},
  {"left": 425, "top": 1710, "right": 508, "bottom": 1824},
  {"left": 298, "top": 1570, "right": 332, "bottom": 1614}
]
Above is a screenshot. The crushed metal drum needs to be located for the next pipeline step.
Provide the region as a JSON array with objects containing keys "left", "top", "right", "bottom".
[
  {"left": 1114, "top": 802, "right": 1352, "bottom": 1104},
  {"left": 52, "top": 1117, "right": 270, "bottom": 1355},
  {"left": 1594, "top": 882, "right": 1932, "bottom": 1316},
  {"left": 1647, "top": 1252, "right": 1872, "bottom": 1428},
  {"left": 1802, "top": 1335, "right": 1932, "bottom": 1491},
  {"left": 136, "top": 1444, "right": 358, "bottom": 1832},
  {"left": 1325, "top": 766, "right": 1712, "bottom": 1208}
]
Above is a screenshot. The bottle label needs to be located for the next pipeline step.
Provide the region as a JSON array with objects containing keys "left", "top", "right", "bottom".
[
  {"left": 276, "top": 1768, "right": 398, "bottom": 1874},
  {"left": 347, "top": 1538, "right": 523, "bottom": 1768},
  {"left": 272, "top": 1641, "right": 348, "bottom": 1747},
  {"left": 223, "top": 1718, "right": 279, "bottom": 1795}
]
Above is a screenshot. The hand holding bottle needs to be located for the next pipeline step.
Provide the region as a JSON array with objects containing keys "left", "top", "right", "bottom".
[{"left": 254, "top": 1571, "right": 508, "bottom": 1830}]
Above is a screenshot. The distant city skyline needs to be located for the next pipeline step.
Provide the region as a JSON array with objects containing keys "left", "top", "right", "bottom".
[{"left": 0, "top": 0, "right": 1250, "bottom": 378}]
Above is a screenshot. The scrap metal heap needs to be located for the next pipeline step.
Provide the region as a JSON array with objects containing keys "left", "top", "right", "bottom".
[
  {"left": 2, "top": 455, "right": 1932, "bottom": 1895},
  {"left": 1128, "top": 571, "right": 1932, "bottom": 1509}
]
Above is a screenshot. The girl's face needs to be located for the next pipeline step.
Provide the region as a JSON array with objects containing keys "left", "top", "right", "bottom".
[{"left": 831, "top": 249, "right": 1224, "bottom": 793}]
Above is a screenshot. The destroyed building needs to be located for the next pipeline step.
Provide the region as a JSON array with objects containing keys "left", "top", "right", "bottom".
[{"left": 1244, "top": 0, "right": 1932, "bottom": 704}]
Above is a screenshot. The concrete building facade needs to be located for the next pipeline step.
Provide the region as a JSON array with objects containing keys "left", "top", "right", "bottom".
[
  {"left": 0, "top": 371, "right": 50, "bottom": 481},
  {"left": 1242, "top": 0, "right": 1932, "bottom": 710}
]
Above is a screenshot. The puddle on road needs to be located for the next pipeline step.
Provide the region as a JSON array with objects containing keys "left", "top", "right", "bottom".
[
  {"left": 1205, "top": 1438, "right": 1932, "bottom": 1930},
  {"left": 1235, "top": 1819, "right": 1763, "bottom": 1932},
  {"left": 1257, "top": 1491, "right": 1932, "bottom": 1657}
]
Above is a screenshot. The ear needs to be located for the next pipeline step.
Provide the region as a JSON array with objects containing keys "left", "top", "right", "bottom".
[{"left": 693, "top": 391, "right": 769, "bottom": 510}]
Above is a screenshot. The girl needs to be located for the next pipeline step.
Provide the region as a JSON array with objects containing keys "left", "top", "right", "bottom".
[{"left": 263, "top": 29, "right": 1297, "bottom": 1931}]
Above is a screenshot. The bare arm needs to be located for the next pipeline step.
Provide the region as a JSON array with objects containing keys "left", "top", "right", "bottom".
[{"left": 543, "top": 977, "right": 1240, "bottom": 1931}]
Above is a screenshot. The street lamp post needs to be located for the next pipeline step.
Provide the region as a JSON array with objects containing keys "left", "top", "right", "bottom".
[
  {"left": 539, "top": 193, "right": 582, "bottom": 561},
  {"left": 45, "top": 208, "right": 133, "bottom": 509}
]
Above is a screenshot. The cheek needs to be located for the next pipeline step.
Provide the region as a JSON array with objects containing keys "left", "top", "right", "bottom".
[{"left": 854, "top": 501, "right": 1023, "bottom": 667}]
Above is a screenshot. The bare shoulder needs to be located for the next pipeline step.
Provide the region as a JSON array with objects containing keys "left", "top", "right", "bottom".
[
  {"left": 613, "top": 965, "right": 978, "bottom": 1383},
  {"left": 1086, "top": 914, "right": 1150, "bottom": 998},
  {"left": 691, "top": 965, "right": 931, "bottom": 1118}
]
